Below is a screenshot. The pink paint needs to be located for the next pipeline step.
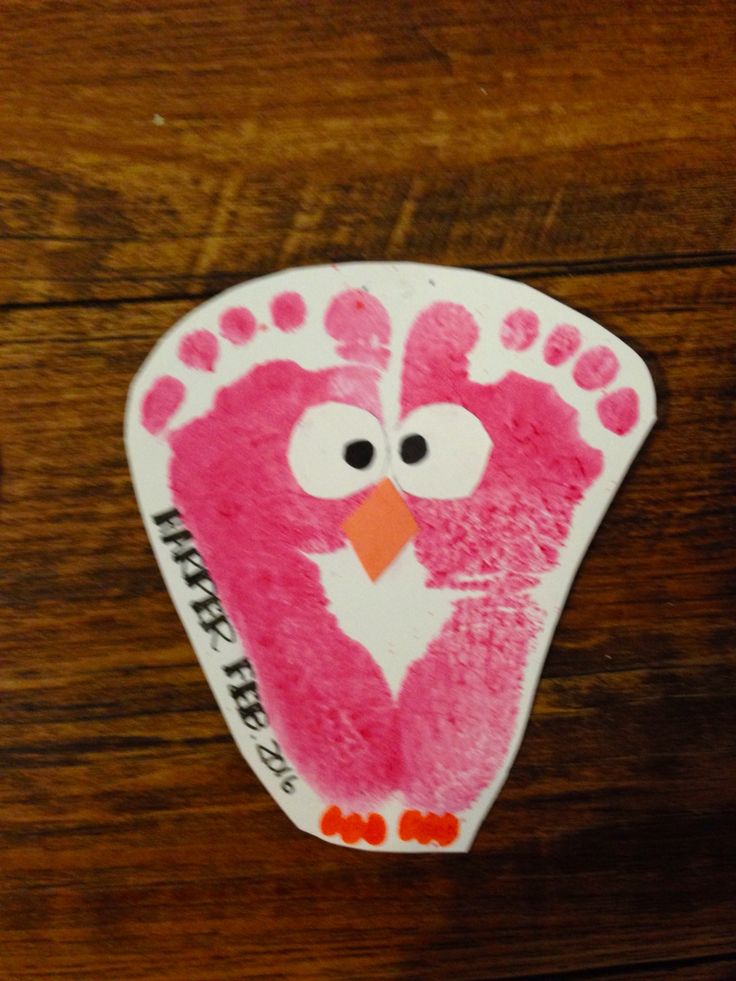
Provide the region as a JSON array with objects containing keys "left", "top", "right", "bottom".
[
  {"left": 573, "top": 345, "right": 619, "bottom": 389},
  {"left": 544, "top": 323, "right": 581, "bottom": 366},
  {"left": 220, "top": 306, "right": 257, "bottom": 344},
  {"left": 399, "top": 593, "right": 538, "bottom": 810},
  {"left": 271, "top": 291, "right": 307, "bottom": 331},
  {"left": 170, "top": 361, "right": 397, "bottom": 808},
  {"left": 168, "top": 294, "right": 608, "bottom": 814},
  {"left": 141, "top": 375, "right": 185, "bottom": 434},
  {"left": 324, "top": 289, "right": 391, "bottom": 368},
  {"left": 398, "top": 301, "right": 603, "bottom": 809},
  {"left": 178, "top": 329, "right": 219, "bottom": 372},
  {"left": 597, "top": 387, "right": 639, "bottom": 435},
  {"left": 500, "top": 308, "right": 539, "bottom": 351}
]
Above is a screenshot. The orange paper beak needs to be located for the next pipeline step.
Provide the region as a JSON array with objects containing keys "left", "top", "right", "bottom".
[{"left": 341, "top": 478, "right": 419, "bottom": 581}]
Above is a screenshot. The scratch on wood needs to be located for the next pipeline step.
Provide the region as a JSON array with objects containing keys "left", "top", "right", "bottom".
[
  {"left": 190, "top": 171, "right": 243, "bottom": 279},
  {"left": 385, "top": 178, "right": 426, "bottom": 255}
]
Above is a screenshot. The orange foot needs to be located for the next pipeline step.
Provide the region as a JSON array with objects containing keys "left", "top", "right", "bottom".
[
  {"left": 320, "top": 805, "right": 386, "bottom": 846},
  {"left": 398, "top": 810, "right": 459, "bottom": 847}
]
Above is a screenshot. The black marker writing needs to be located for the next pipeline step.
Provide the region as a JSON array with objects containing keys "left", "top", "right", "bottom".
[
  {"left": 153, "top": 508, "right": 236, "bottom": 650},
  {"left": 223, "top": 656, "right": 268, "bottom": 731},
  {"left": 256, "top": 738, "right": 298, "bottom": 794},
  {"left": 153, "top": 508, "right": 298, "bottom": 794}
]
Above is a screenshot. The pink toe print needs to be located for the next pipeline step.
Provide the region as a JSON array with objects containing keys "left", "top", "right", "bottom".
[
  {"left": 271, "top": 291, "right": 307, "bottom": 331},
  {"left": 178, "top": 329, "right": 219, "bottom": 372},
  {"left": 598, "top": 387, "right": 639, "bottom": 435},
  {"left": 141, "top": 375, "right": 185, "bottom": 434},
  {"left": 500, "top": 308, "right": 539, "bottom": 351},
  {"left": 220, "top": 306, "right": 257, "bottom": 344},
  {"left": 573, "top": 345, "right": 619, "bottom": 390},
  {"left": 325, "top": 289, "right": 391, "bottom": 368},
  {"left": 544, "top": 324, "right": 581, "bottom": 366}
]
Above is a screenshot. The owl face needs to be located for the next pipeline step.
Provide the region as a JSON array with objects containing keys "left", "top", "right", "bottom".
[{"left": 127, "top": 263, "right": 654, "bottom": 851}]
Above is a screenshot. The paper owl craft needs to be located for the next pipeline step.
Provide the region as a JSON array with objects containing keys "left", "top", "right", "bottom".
[{"left": 126, "top": 263, "right": 655, "bottom": 852}]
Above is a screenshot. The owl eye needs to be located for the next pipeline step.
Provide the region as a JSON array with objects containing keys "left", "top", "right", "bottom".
[
  {"left": 399, "top": 434, "right": 428, "bottom": 464},
  {"left": 393, "top": 403, "right": 492, "bottom": 500},
  {"left": 288, "top": 402, "right": 386, "bottom": 499},
  {"left": 343, "top": 439, "right": 375, "bottom": 470}
]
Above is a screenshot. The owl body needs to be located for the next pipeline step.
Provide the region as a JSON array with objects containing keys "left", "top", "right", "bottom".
[{"left": 128, "top": 263, "right": 655, "bottom": 850}]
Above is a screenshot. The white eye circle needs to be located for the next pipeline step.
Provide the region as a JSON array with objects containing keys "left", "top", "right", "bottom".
[
  {"left": 288, "top": 402, "right": 387, "bottom": 499},
  {"left": 393, "top": 403, "right": 492, "bottom": 500}
]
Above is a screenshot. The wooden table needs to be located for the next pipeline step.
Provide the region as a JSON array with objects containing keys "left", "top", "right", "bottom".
[{"left": 2, "top": 2, "right": 734, "bottom": 978}]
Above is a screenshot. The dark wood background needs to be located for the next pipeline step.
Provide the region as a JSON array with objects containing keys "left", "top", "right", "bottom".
[{"left": 2, "top": 2, "right": 735, "bottom": 978}]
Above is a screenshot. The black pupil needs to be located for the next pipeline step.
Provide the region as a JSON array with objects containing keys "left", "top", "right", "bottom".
[
  {"left": 400, "top": 434, "right": 428, "bottom": 464},
  {"left": 344, "top": 439, "right": 375, "bottom": 470}
]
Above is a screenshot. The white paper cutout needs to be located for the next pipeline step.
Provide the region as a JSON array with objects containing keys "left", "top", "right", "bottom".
[
  {"left": 394, "top": 403, "right": 493, "bottom": 499},
  {"left": 125, "top": 262, "right": 655, "bottom": 852},
  {"left": 288, "top": 403, "right": 387, "bottom": 499}
]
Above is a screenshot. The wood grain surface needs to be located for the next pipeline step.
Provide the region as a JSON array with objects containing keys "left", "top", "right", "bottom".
[{"left": 1, "top": 2, "right": 734, "bottom": 979}]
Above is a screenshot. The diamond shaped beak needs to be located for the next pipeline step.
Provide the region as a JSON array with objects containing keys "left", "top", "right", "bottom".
[{"left": 341, "top": 478, "right": 419, "bottom": 581}]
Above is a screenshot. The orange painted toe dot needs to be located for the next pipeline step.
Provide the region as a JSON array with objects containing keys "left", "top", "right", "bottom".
[
  {"left": 399, "top": 809, "right": 422, "bottom": 841},
  {"left": 399, "top": 810, "right": 459, "bottom": 847},
  {"left": 433, "top": 813, "right": 460, "bottom": 847},
  {"left": 320, "top": 806, "right": 386, "bottom": 846},
  {"left": 320, "top": 805, "right": 342, "bottom": 837},
  {"left": 341, "top": 812, "right": 364, "bottom": 844},
  {"left": 364, "top": 813, "right": 387, "bottom": 846}
]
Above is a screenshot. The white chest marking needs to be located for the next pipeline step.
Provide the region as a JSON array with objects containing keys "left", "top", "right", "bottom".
[{"left": 309, "top": 543, "right": 459, "bottom": 698}]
